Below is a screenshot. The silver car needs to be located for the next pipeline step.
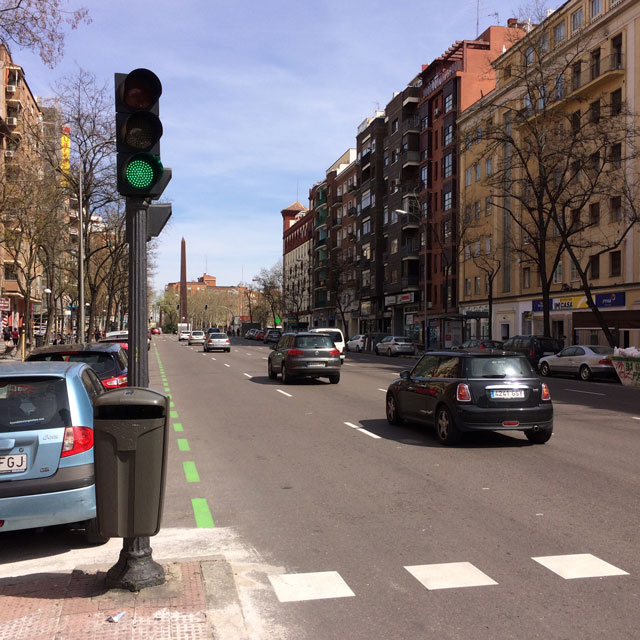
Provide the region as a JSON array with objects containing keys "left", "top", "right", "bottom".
[
  {"left": 188, "top": 330, "right": 206, "bottom": 346},
  {"left": 204, "top": 333, "right": 231, "bottom": 352},
  {"left": 538, "top": 345, "right": 615, "bottom": 381},
  {"left": 375, "top": 336, "right": 416, "bottom": 357}
]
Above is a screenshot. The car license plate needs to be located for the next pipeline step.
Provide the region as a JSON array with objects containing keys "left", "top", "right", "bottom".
[
  {"left": 308, "top": 362, "right": 326, "bottom": 367},
  {"left": 491, "top": 390, "right": 525, "bottom": 399},
  {"left": 0, "top": 454, "right": 27, "bottom": 474}
]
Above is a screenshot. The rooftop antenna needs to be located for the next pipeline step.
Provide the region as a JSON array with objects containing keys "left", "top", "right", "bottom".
[
  {"left": 476, "top": 0, "right": 480, "bottom": 37},
  {"left": 488, "top": 11, "right": 500, "bottom": 25}
]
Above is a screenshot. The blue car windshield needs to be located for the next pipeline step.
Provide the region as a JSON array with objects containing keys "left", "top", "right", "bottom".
[{"left": 0, "top": 377, "right": 71, "bottom": 432}]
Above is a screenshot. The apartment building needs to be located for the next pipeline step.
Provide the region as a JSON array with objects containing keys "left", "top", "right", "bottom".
[
  {"left": 458, "top": 0, "right": 640, "bottom": 348},
  {"left": 381, "top": 80, "right": 422, "bottom": 340},
  {"left": 355, "top": 111, "right": 386, "bottom": 334},
  {"left": 418, "top": 23, "right": 525, "bottom": 347},
  {"left": 282, "top": 201, "right": 311, "bottom": 330},
  {"left": 0, "top": 45, "right": 46, "bottom": 333}
]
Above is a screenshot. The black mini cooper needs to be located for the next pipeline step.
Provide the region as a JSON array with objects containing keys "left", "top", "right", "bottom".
[{"left": 385, "top": 350, "right": 553, "bottom": 445}]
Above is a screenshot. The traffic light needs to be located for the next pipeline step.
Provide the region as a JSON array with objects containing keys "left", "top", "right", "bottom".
[{"left": 115, "top": 69, "right": 170, "bottom": 198}]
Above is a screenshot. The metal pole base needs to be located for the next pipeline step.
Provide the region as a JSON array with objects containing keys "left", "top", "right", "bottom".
[{"left": 105, "top": 536, "right": 165, "bottom": 591}]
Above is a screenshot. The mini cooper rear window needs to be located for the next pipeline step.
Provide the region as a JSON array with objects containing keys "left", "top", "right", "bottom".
[{"left": 467, "top": 357, "right": 534, "bottom": 378}]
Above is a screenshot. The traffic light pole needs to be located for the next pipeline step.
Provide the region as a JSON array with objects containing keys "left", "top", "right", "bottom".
[{"left": 105, "top": 196, "right": 165, "bottom": 591}]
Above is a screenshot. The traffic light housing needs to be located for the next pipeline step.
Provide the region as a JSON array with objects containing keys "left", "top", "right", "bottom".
[{"left": 115, "top": 69, "right": 170, "bottom": 198}]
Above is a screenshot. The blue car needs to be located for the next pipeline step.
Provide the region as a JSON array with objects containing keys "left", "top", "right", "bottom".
[{"left": 0, "top": 362, "right": 108, "bottom": 544}]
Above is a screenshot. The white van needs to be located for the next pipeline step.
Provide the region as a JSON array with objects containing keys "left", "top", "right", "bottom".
[{"left": 307, "top": 328, "right": 346, "bottom": 362}]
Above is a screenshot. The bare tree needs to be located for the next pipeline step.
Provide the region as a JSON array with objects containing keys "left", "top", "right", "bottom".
[
  {"left": 0, "top": 0, "right": 91, "bottom": 67},
  {"left": 253, "top": 263, "right": 283, "bottom": 327}
]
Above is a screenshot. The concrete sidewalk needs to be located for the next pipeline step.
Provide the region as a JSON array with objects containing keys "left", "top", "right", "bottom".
[{"left": 0, "top": 555, "right": 250, "bottom": 640}]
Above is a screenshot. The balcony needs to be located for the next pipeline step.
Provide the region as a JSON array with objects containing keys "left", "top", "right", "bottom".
[
  {"left": 402, "top": 117, "right": 420, "bottom": 134},
  {"left": 314, "top": 213, "right": 327, "bottom": 229},
  {"left": 315, "top": 192, "right": 327, "bottom": 206},
  {"left": 401, "top": 275, "right": 420, "bottom": 289},
  {"left": 314, "top": 295, "right": 329, "bottom": 308},
  {"left": 401, "top": 244, "right": 420, "bottom": 259},
  {"left": 400, "top": 215, "right": 420, "bottom": 230},
  {"left": 333, "top": 215, "right": 342, "bottom": 228},
  {"left": 347, "top": 206, "right": 357, "bottom": 216},
  {"left": 402, "top": 150, "right": 420, "bottom": 168},
  {"left": 315, "top": 237, "right": 327, "bottom": 248},
  {"left": 331, "top": 194, "right": 343, "bottom": 206},
  {"left": 348, "top": 183, "right": 358, "bottom": 192}
]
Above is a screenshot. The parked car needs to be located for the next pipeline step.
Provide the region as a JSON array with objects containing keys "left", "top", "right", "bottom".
[
  {"left": 264, "top": 329, "right": 282, "bottom": 344},
  {"left": 0, "top": 362, "right": 109, "bottom": 543},
  {"left": 457, "top": 339, "right": 504, "bottom": 350},
  {"left": 204, "top": 333, "right": 231, "bottom": 352},
  {"left": 538, "top": 345, "right": 615, "bottom": 381},
  {"left": 99, "top": 332, "right": 151, "bottom": 351},
  {"left": 27, "top": 343, "right": 128, "bottom": 390},
  {"left": 375, "top": 336, "right": 416, "bottom": 357},
  {"left": 207, "top": 327, "right": 222, "bottom": 335},
  {"left": 267, "top": 332, "right": 342, "bottom": 384},
  {"left": 385, "top": 351, "right": 552, "bottom": 445},
  {"left": 501, "top": 335, "right": 562, "bottom": 369},
  {"left": 188, "top": 330, "right": 206, "bottom": 346},
  {"left": 245, "top": 329, "right": 258, "bottom": 339},
  {"left": 307, "top": 328, "right": 346, "bottom": 362},
  {"left": 255, "top": 330, "right": 265, "bottom": 340},
  {"left": 346, "top": 334, "right": 365, "bottom": 352}
]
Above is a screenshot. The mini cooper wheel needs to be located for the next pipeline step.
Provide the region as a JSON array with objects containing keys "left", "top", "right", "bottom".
[
  {"left": 386, "top": 393, "right": 403, "bottom": 425},
  {"left": 435, "top": 405, "right": 461, "bottom": 445}
]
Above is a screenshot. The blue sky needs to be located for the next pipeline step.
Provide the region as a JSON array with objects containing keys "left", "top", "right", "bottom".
[{"left": 14, "top": 0, "right": 542, "bottom": 295}]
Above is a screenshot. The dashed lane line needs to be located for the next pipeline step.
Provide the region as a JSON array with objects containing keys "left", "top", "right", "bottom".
[
  {"left": 564, "top": 389, "right": 606, "bottom": 396},
  {"left": 344, "top": 421, "right": 381, "bottom": 439},
  {"left": 277, "top": 389, "right": 292, "bottom": 398},
  {"left": 191, "top": 498, "right": 214, "bottom": 528},
  {"left": 183, "top": 461, "right": 200, "bottom": 483},
  {"left": 173, "top": 423, "right": 184, "bottom": 432},
  {"left": 224, "top": 363, "right": 231, "bottom": 368},
  {"left": 244, "top": 373, "right": 252, "bottom": 378},
  {"left": 378, "top": 388, "right": 386, "bottom": 392},
  {"left": 177, "top": 438, "right": 190, "bottom": 452}
]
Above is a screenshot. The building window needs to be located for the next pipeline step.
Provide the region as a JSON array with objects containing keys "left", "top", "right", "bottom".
[
  {"left": 485, "top": 157, "right": 492, "bottom": 176},
  {"left": 443, "top": 191, "right": 452, "bottom": 210},
  {"left": 464, "top": 278, "right": 471, "bottom": 296},
  {"left": 589, "top": 254, "right": 600, "bottom": 279},
  {"left": 474, "top": 241, "right": 480, "bottom": 257},
  {"left": 465, "top": 244, "right": 471, "bottom": 260},
  {"left": 476, "top": 125, "right": 482, "bottom": 142},
  {"left": 362, "top": 269, "right": 371, "bottom": 287},
  {"left": 362, "top": 243, "right": 371, "bottom": 259},
  {"left": 444, "top": 125, "right": 453, "bottom": 146},
  {"left": 485, "top": 196, "right": 492, "bottom": 216},
  {"left": 443, "top": 219, "right": 452, "bottom": 242},
  {"left": 523, "top": 267, "right": 531, "bottom": 289},
  {"left": 589, "top": 202, "right": 600, "bottom": 225},
  {"left": 474, "top": 163, "right": 481, "bottom": 182},
  {"left": 4, "top": 264, "right": 17, "bottom": 280},
  {"left": 570, "top": 260, "right": 579, "bottom": 282},
  {"left": 610, "top": 196, "right": 622, "bottom": 222},
  {"left": 443, "top": 153, "right": 452, "bottom": 178},
  {"left": 474, "top": 276, "right": 481, "bottom": 295},
  {"left": 485, "top": 236, "right": 491, "bottom": 254},
  {"left": 591, "top": 49, "right": 601, "bottom": 80},
  {"left": 610, "top": 251, "right": 621, "bottom": 277},
  {"left": 392, "top": 119, "right": 399, "bottom": 133},
  {"left": 465, "top": 167, "right": 472, "bottom": 186},
  {"left": 554, "top": 21, "right": 565, "bottom": 44},
  {"left": 391, "top": 269, "right": 398, "bottom": 284},
  {"left": 571, "top": 7, "right": 583, "bottom": 33},
  {"left": 552, "top": 261, "right": 563, "bottom": 284},
  {"left": 474, "top": 201, "right": 481, "bottom": 220},
  {"left": 444, "top": 94, "right": 453, "bottom": 113},
  {"left": 390, "top": 238, "right": 398, "bottom": 254},
  {"left": 524, "top": 46, "right": 534, "bottom": 66},
  {"left": 589, "top": 99, "right": 600, "bottom": 123},
  {"left": 362, "top": 218, "right": 371, "bottom": 235},
  {"left": 590, "top": 0, "right": 602, "bottom": 19},
  {"left": 611, "top": 88, "right": 622, "bottom": 115},
  {"left": 541, "top": 32, "right": 549, "bottom": 53},
  {"left": 610, "top": 143, "right": 622, "bottom": 168},
  {"left": 554, "top": 73, "right": 564, "bottom": 100}
]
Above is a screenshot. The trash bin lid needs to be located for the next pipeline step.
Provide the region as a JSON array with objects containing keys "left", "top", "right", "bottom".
[{"left": 94, "top": 387, "right": 168, "bottom": 419}]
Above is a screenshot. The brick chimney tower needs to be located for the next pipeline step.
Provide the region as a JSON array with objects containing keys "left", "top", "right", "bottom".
[{"left": 179, "top": 237, "right": 188, "bottom": 322}]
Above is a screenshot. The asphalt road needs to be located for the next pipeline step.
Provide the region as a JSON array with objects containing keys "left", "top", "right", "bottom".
[{"left": 150, "top": 335, "right": 640, "bottom": 640}]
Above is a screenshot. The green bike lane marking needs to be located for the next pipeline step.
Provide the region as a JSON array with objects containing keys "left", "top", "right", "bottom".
[{"left": 155, "top": 343, "right": 216, "bottom": 528}]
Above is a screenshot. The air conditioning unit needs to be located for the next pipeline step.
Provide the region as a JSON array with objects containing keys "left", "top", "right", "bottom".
[
  {"left": 434, "top": 107, "right": 441, "bottom": 117},
  {"left": 4, "top": 150, "right": 15, "bottom": 158},
  {"left": 5, "top": 117, "right": 18, "bottom": 127},
  {"left": 6, "top": 85, "right": 16, "bottom": 94}
]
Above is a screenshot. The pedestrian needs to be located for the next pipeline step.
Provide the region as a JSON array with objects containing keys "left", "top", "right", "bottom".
[
  {"left": 11, "top": 327, "right": 19, "bottom": 346},
  {"left": 94, "top": 327, "right": 100, "bottom": 342},
  {"left": 2, "top": 326, "right": 10, "bottom": 342}
]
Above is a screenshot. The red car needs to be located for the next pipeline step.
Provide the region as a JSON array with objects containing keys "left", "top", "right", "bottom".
[{"left": 255, "top": 330, "right": 265, "bottom": 340}]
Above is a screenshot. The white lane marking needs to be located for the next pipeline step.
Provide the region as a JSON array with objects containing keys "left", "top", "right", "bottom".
[
  {"left": 344, "top": 421, "right": 381, "bottom": 439},
  {"left": 211, "top": 357, "right": 216, "bottom": 361},
  {"left": 406, "top": 562, "right": 498, "bottom": 590},
  {"left": 343, "top": 363, "right": 355, "bottom": 366},
  {"left": 277, "top": 389, "right": 292, "bottom": 397},
  {"left": 563, "top": 388, "right": 606, "bottom": 396},
  {"left": 262, "top": 357, "right": 268, "bottom": 360},
  {"left": 246, "top": 352, "right": 252, "bottom": 355},
  {"left": 269, "top": 571, "right": 355, "bottom": 602},
  {"left": 378, "top": 388, "right": 386, "bottom": 392},
  {"left": 532, "top": 554, "right": 629, "bottom": 579},
  {"left": 224, "top": 363, "right": 231, "bottom": 368},
  {"left": 243, "top": 373, "right": 252, "bottom": 378},
  {"left": 633, "top": 417, "right": 640, "bottom": 420}
]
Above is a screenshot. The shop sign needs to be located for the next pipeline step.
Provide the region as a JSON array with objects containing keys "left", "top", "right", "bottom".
[
  {"left": 0, "top": 298, "right": 10, "bottom": 312},
  {"left": 384, "top": 295, "right": 397, "bottom": 306},
  {"left": 533, "top": 291, "right": 626, "bottom": 312},
  {"left": 397, "top": 293, "right": 414, "bottom": 304},
  {"left": 462, "top": 305, "right": 489, "bottom": 315},
  {"left": 405, "top": 314, "right": 414, "bottom": 324}
]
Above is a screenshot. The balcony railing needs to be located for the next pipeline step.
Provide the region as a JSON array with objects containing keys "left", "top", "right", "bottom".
[
  {"left": 401, "top": 244, "right": 420, "bottom": 258},
  {"left": 314, "top": 213, "right": 327, "bottom": 228},
  {"left": 348, "top": 183, "right": 358, "bottom": 192},
  {"left": 402, "top": 150, "right": 420, "bottom": 166},
  {"left": 402, "top": 275, "right": 420, "bottom": 288},
  {"left": 402, "top": 117, "right": 421, "bottom": 134},
  {"left": 570, "top": 54, "right": 624, "bottom": 93},
  {"left": 347, "top": 206, "right": 357, "bottom": 216}
]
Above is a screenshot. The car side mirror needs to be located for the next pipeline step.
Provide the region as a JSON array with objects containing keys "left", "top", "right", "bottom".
[{"left": 400, "top": 370, "right": 411, "bottom": 380}]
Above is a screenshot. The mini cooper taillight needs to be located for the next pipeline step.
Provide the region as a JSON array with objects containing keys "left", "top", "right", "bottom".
[
  {"left": 541, "top": 383, "right": 551, "bottom": 401},
  {"left": 60, "top": 426, "right": 94, "bottom": 457},
  {"left": 456, "top": 383, "right": 472, "bottom": 402}
]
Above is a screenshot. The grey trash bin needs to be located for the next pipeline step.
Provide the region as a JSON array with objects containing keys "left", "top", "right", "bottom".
[{"left": 93, "top": 387, "right": 169, "bottom": 538}]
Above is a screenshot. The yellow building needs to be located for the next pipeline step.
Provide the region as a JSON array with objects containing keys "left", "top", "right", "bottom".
[{"left": 458, "top": 0, "right": 640, "bottom": 348}]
